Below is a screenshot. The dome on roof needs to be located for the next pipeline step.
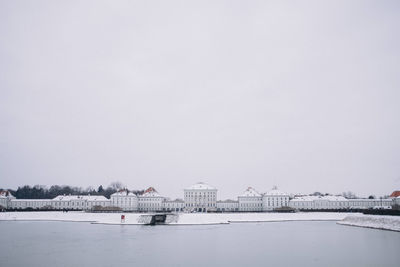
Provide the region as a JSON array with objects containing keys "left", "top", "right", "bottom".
[
  {"left": 264, "top": 187, "right": 288, "bottom": 196},
  {"left": 239, "top": 187, "right": 261, "bottom": 197},
  {"left": 185, "top": 182, "right": 216, "bottom": 190}
]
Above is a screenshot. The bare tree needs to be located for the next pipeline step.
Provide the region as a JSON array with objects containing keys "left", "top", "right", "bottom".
[
  {"left": 342, "top": 191, "right": 357, "bottom": 199},
  {"left": 109, "top": 181, "right": 125, "bottom": 191}
]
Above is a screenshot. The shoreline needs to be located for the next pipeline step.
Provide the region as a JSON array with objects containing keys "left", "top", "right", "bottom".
[
  {"left": 2, "top": 212, "right": 400, "bottom": 232},
  {"left": 0, "top": 211, "right": 354, "bottom": 225},
  {"left": 338, "top": 223, "right": 400, "bottom": 233},
  {"left": 337, "top": 214, "right": 400, "bottom": 232}
]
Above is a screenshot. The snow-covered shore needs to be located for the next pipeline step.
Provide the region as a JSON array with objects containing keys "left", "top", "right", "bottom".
[
  {"left": 338, "top": 215, "right": 400, "bottom": 232},
  {"left": 4, "top": 212, "right": 399, "bottom": 232},
  {"left": 0, "top": 211, "right": 352, "bottom": 225}
]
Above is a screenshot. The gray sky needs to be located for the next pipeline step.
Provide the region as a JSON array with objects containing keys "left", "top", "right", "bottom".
[{"left": 1, "top": 0, "right": 399, "bottom": 199}]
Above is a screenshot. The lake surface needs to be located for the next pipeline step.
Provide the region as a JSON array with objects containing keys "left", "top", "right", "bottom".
[{"left": 0, "top": 221, "right": 399, "bottom": 267}]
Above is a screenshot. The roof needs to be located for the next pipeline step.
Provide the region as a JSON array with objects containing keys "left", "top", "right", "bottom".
[
  {"left": 185, "top": 182, "right": 217, "bottom": 190},
  {"left": 264, "top": 187, "right": 288, "bottom": 196},
  {"left": 291, "top": 195, "right": 348, "bottom": 202},
  {"left": 348, "top": 198, "right": 391, "bottom": 202},
  {"left": 0, "top": 190, "right": 15, "bottom": 198},
  {"left": 322, "top": 195, "right": 348, "bottom": 201},
  {"left": 390, "top": 191, "right": 400, "bottom": 198},
  {"left": 111, "top": 190, "right": 137, "bottom": 197},
  {"left": 52, "top": 195, "right": 109, "bottom": 201},
  {"left": 239, "top": 187, "right": 261, "bottom": 197},
  {"left": 290, "top": 196, "right": 318, "bottom": 202},
  {"left": 141, "top": 187, "right": 162, "bottom": 197}
]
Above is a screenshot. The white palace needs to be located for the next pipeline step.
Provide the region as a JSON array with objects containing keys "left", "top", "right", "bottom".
[{"left": 1, "top": 182, "right": 398, "bottom": 212}]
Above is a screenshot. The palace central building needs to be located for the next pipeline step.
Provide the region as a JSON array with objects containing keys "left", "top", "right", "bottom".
[{"left": 184, "top": 182, "right": 217, "bottom": 212}]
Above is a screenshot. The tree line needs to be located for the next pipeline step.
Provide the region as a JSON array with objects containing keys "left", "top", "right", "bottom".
[{"left": 1, "top": 182, "right": 144, "bottom": 199}]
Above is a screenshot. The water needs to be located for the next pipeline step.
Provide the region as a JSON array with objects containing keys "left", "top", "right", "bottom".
[{"left": 0, "top": 221, "right": 399, "bottom": 267}]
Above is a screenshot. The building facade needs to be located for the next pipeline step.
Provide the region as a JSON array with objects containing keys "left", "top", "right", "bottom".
[
  {"left": 184, "top": 182, "right": 217, "bottom": 212},
  {"left": 262, "top": 187, "right": 290, "bottom": 211},
  {"left": 163, "top": 199, "right": 185, "bottom": 212},
  {"left": 217, "top": 200, "right": 239, "bottom": 212},
  {"left": 138, "top": 187, "right": 165, "bottom": 212},
  {"left": 289, "top": 195, "right": 348, "bottom": 210},
  {"left": 238, "top": 187, "right": 263, "bottom": 212},
  {"left": 348, "top": 198, "right": 392, "bottom": 209},
  {"left": 0, "top": 190, "right": 15, "bottom": 209},
  {"left": 111, "top": 190, "right": 138, "bottom": 211},
  {"left": 1, "top": 186, "right": 398, "bottom": 213},
  {"left": 289, "top": 195, "right": 393, "bottom": 210},
  {"left": 394, "top": 197, "right": 400, "bottom": 206},
  {"left": 9, "top": 195, "right": 110, "bottom": 210}
]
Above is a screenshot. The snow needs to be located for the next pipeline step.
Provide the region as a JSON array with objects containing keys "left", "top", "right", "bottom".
[
  {"left": 290, "top": 195, "right": 348, "bottom": 202},
  {"left": 53, "top": 195, "right": 108, "bottom": 201},
  {"left": 0, "top": 211, "right": 352, "bottom": 225},
  {"left": 111, "top": 191, "right": 137, "bottom": 197},
  {"left": 239, "top": 187, "right": 261, "bottom": 197},
  {"left": 0, "top": 191, "right": 15, "bottom": 198},
  {"left": 0, "top": 211, "right": 142, "bottom": 225},
  {"left": 141, "top": 191, "right": 161, "bottom": 197},
  {"left": 141, "top": 187, "right": 162, "bottom": 197},
  {"left": 264, "top": 187, "right": 288, "bottom": 196},
  {"left": 169, "top": 212, "right": 351, "bottom": 225},
  {"left": 185, "top": 182, "right": 216, "bottom": 190},
  {"left": 338, "top": 215, "right": 400, "bottom": 232}
]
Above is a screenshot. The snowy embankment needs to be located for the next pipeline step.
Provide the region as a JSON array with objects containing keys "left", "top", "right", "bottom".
[
  {"left": 170, "top": 212, "right": 351, "bottom": 225},
  {"left": 0, "top": 211, "right": 352, "bottom": 225},
  {"left": 0, "top": 212, "right": 143, "bottom": 225},
  {"left": 338, "top": 215, "right": 400, "bottom": 232}
]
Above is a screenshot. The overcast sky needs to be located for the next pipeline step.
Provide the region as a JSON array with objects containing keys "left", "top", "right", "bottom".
[{"left": 1, "top": 0, "right": 399, "bottom": 199}]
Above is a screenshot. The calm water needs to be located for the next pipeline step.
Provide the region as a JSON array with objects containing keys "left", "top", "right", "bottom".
[{"left": 0, "top": 221, "right": 399, "bottom": 267}]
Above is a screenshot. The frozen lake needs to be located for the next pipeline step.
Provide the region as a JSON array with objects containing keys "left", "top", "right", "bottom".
[{"left": 1, "top": 221, "right": 399, "bottom": 267}]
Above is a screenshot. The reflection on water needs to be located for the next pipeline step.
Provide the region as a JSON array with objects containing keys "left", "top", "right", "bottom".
[{"left": 0, "top": 221, "right": 399, "bottom": 267}]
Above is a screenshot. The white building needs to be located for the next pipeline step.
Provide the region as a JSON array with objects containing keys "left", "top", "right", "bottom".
[
  {"left": 289, "top": 195, "right": 349, "bottom": 210},
  {"left": 110, "top": 190, "right": 138, "bottom": 211},
  {"left": 10, "top": 199, "right": 53, "bottom": 210},
  {"left": 3, "top": 184, "right": 396, "bottom": 213},
  {"left": 9, "top": 195, "right": 110, "bottom": 210},
  {"left": 163, "top": 199, "right": 185, "bottom": 212},
  {"left": 262, "top": 187, "right": 290, "bottom": 211},
  {"left": 348, "top": 198, "right": 392, "bottom": 209},
  {"left": 289, "top": 195, "right": 393, "bottom": 210},
  {"left": 0, "top": 195, "right": 7, "bottom": 209},
  {"left": 50, "top": 195, "right": 110, "bottom": 210},
  {"left": 394, "top": 197, "right": 400, "bottom": 206},
  {"left": 184, "top": 182, "right": 217, "bottom": 212},
  {"left": 289, "top": 195, "right": 317, "bottom": 210},
  {"left": 238, "top": 187, "right": 263, "bottom": 212},
  {"left": 0, "top": 191, "right": 15, "bottom": 209},
  {"left": 138, "top": 187, "right": 165, "bottom": 212},
  {"left": 217, "top": 200, "right": 239, "bottom": 212}
]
